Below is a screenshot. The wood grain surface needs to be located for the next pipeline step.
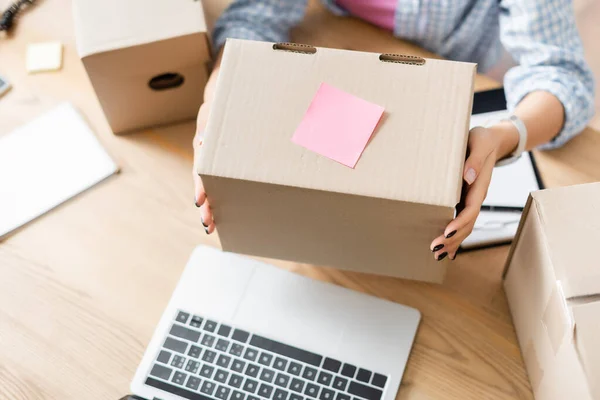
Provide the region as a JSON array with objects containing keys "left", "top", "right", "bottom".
[{"left": 1, "top": 0, "right": 599, "bottom": 399}]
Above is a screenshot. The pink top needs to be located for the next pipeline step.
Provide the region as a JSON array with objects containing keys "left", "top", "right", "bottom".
[{"left": 335, "top": 0, "right": 396, "bottom": 32}]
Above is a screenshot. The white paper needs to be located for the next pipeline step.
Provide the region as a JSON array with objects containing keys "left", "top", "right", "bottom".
[
  {"left": 462, "top": 210, "right": 522, "bottom": 249},
  {"left": 0, "top": 103, "right": 118, "bottom": 239}
]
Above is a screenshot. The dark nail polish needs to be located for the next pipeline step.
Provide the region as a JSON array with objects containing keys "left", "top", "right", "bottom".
[
  {"left": 445, "top": 230, "right": 457, "bottom": 239},
  {"left": 204, "top": 226, "right": 209, "bottom": 234},
  {"left": 432, "top": 244, "right": 444, "bottom": 252},
  {"left": 201, "top": 216, "right": 208, "bottom": 228},
  {"left": 195, "top": 197, "right": 200, "bottom": 208},
  {"left": 437, "top": 252, "right": 448, "bottom": 261},
  {"left": 451, "top": 254, "right": 457, "bottom": 261}
]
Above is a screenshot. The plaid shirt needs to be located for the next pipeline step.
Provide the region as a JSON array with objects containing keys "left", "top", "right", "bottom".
[{"left": 213, "top": 0, "right": 595, "bottom": 149}]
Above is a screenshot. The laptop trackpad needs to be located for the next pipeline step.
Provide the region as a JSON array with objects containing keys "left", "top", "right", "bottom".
[{"left": 231, "top": 265, "right": 419, "bottom": 371}]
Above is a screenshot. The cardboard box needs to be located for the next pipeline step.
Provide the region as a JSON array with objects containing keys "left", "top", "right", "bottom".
[
  {"left": 197, "top": 39, "right": 476, "bottom": 282},
  {"left": 504, "top": 183, "right": 600, "bottom": 400},
  {"left": 73, "top": 0, "right": 211, "bottom": 134}
]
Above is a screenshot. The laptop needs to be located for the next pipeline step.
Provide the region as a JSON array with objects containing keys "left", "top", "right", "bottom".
[{"left": 126, "top": 246, "right": 421, "bottom": 400}]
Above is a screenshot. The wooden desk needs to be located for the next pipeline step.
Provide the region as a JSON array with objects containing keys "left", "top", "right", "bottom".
[{"left": 1, "top": 1, "right": 599, "bottom": 399}]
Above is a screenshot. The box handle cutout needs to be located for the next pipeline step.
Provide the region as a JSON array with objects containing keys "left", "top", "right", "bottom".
[
  {"left": 273, "top": 43, "right": 317, "bottom": 55},
  {"left": 148, "top": 73, "right": 185, "bottom": 91},
  {"left": 379, "top": 54, "right": 426, "bottom": 65}
]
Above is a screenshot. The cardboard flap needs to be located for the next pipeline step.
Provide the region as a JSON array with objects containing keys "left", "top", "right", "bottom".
[
  {"left": 73, "top": 0, "right": 207, "bottom": 57},
  {"left": 572, "top": 301, "right": 600, "bottom": 399},
  {"left": 198, "top": 39, "right": 475, "bottom": 207},
  {"left": 531, "top": 183, "right": 600, "bottom": 299}
]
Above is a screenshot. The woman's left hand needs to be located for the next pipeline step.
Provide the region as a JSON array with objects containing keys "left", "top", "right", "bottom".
[{"left": 429, "top": 126, "right": 516, "bottom": 261}]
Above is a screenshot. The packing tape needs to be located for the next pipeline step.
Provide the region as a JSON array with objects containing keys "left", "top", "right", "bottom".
[
  {"left": 524, "top": 339, "right": 544, "bottom": 391},
  {"left": 542, "top": 281, "right": 574, "bottom": 354}
]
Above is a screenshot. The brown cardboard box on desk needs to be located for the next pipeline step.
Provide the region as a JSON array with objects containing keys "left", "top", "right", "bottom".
[
  {"left": 72, "top": 0, "right": 211, "bottom": 134},
  {"left": 197, "top": 39, "right": 476, "bottom": 282},
  {"left": 504, "top": 183, "right": 600, "bottom": 400}
]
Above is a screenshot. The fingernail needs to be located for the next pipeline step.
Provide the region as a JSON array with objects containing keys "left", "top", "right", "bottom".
[
  {"left": 465, "top": 168, "right": 477, "bottom": 185},
  {"left": 432, "top": 244, "right": 444, "bottom": 252},
  {"left": 204, "top": 225, "right": 209, "bottom": 235},
  {"left": 437, "top": 252, "right": 448, "bottom": 261},
  {"left": 195, "top": 196, "right": 200, "bottom": 208},
  {"left": 445, "top": 230, "right": 457, "bottom": 239},
  {"left": 451, "top": 254, "right": 457, "bottom": 261},
  {"left": 201, "top": 216, "right": 208, "bottom": 228}
]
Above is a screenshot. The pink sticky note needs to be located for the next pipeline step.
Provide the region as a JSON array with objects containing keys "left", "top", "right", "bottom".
[{"left": 292, "top": 83, "right": 384, "bottom": 168}]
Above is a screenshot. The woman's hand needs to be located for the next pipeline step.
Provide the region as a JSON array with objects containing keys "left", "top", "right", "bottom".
[
  {"left": 429, "top": 124, "right": 519, "bottom": 260},
  {"left": 193, "top": 101, "right": 215, "bottom": 235}
]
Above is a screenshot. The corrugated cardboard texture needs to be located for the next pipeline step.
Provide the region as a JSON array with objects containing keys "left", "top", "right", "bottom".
[
  {"left": 197, "top": 39, "right": 475, "bottom": 281},
  {"left": 73, "top": 0, "right": 210, "bottom": 133},
  {"left": 73, "top": 0, "right": 207, "bottom": 57},
  {"left": 504, "top": 182, "right": 600, "bottom": 400}
]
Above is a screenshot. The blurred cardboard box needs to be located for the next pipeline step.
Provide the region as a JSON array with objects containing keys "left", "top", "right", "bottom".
[
  {"left": 73, "top": 0, "right": 211, "bottom": 134},
  {"left": 197, "top": 39, "right": 475, "bottom": 282},
  {"left": 504, "top": 183, "right": 600, "bottom": 400}
]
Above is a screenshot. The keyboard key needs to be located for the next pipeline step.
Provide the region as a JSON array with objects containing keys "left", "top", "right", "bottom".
[
  {"left": 304, "top": 383, "right": 319, "bottom": 398},
  {"left": 150, "top": 363, "right": 172, "bottom": 380},
  {"left": 230, "top": 343, "right": 245, "bottom": 357},
  {"left": 274, "top": 388, "right": 289, "bottom": 400},
  {"left": 215, "top": 369, "right": 229, "bottom": 383},
  {"left": 333, "top": 377, "right": 348, "bottom": 391},
  {"left": 157, "top": 350, "right": 171, "bottom": 364},
  {"left": 244, "top": 348, "right": 258, "bottom": 361},
  {"left": 250, "top": 335, "right": 323, "bottom": 367},
  {"left": 171, "top": 324, "right": 202, "bottom": 343},
  {"left": 202, "top": 334, "right": 216, "bottom": 347},
  {"left": 216, "top": 385, "right": 231, "bottom": 400},
  {"left": 171, "top": 355, "right": 186, "bottom": 369},
  {"left": 341, "top": 364, "right": 356, "bottom": 378},
  {"left": 232, "top": 329, "right": 250, "bottom": 343},
  {"left": 218, "top": 324, "right": 232, "bottom": 337},
  {"left": 356, "top": 369, "right": 371, "bottom": 384},
  {"left": 317, "top": 371, "right": 332, "bottom": 386},
  {"left": 147, "top": 377, "right": 216, "bottom": 400},
  {"left": 190, "top": 315, "right": 203, "bottom": 328},
  {"left": 274, "top": 373, "right": 290, "bottom": 388},
  {"left": 185, "top": 360, "right": 201, "bottom": 374},
  {"left": 217, "top": 354, "right": 232, "bottom": 368},
  {"left": 176, "top": 311, "right": 190, "bottom": 324},
  {"left": 249, "top": 396, "right": 261, "bottom": 400},
  {"left": 302, "top": 367, "right": 317, "bottom": 381},
  {"left": 204, "top": 320, "right": 218, "bottom": 332},
  {"left": 287, "top": 362, "right": 302, "bottom": 376},
  {"left": 244, "top": 379, "right": 259, "bottom": 393},
  {"left": 322, "top": 358, "right": 341, "bottom": 373},
  {"left": 258, "top": 352, "right": 274, "bottom": 366},
  {"left": 164, "top": 337, "right": 188, "bottom": 354},
  {"left": 202, "top": 381, "right": 217, "bottom": 396},
  {"left": 229, "top": 373, "right": 244, "bottom": 388},
  {"left": 371, "top": 374, "right": 387, "bottom": 389},
  {"left": 231, "top": 359, "right": 246, "bottom": 373},
  {"left": 258, "top": 383, "right": 274, "bottom": 399},
  {"left": 202, "top": 350, "right": 217, "bottom": 364},
  {"left": 273, "top": 357, "right": 287, "bottom": 371},
  {"left": 199, "top": 364, "right": 215, "bottom": 379},
  {"left": 245, "top": 363, "right": 260, "bottom": 378},
  {"left": 290, "top": 394, "right": 304, "bottom": 400},
  {"left": 336, "top": 394, "right": 350, "bottom": 400},
  {"left": 319, "top": 389, "right": 334, "bottom": 400},
  {"left": 348, "top": 381, "right": 383, "bottom": 400},
  {"left": 260, "top": 368, "right": 275, "bottom": 383},
  {"left": 186, "top": 376, "right": 202, "bottom": 390},
  {"left": 172, "top": 371, "right": 188, "bottom": 385},
  {"left": 216, "top": 339, "right": 231, "bottom": 352},
  {"left": 232, "top": 390, "right": 246, "bottom": 400},
  {"left": 289, "top": 378, "right": 304, "bottom": 393},
  {"left": 188, "top": 345, "right": 202, "bottom": 359}
]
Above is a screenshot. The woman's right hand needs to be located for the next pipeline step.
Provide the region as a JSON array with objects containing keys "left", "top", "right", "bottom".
[{"left": 193, "top": 100, "right": 215, "bottom": 235}]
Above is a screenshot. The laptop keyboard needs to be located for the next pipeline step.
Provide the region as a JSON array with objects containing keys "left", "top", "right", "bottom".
[{"left": 145, "top": 310, "right": 388, "bottom": 400}]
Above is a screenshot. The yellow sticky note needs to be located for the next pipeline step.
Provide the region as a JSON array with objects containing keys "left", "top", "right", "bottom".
[{"left": 26, "top": 41, "right": 63, "bottom": 73}]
